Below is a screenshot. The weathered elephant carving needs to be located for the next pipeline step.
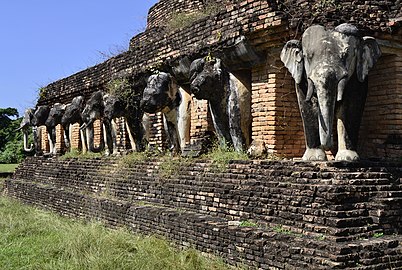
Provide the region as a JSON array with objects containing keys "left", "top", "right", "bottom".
[
  {"left": 61, "top": 96, "right": 87, "bottom": 153},
  {"left": 81, "top": 91, "right": 105, "bottom": 153},
  {"left": 103, "top": 92, "right": 145, "bottom": 155},
  {"left": 189, "top": 57, "right": 251, "bottom": 152},
  {"left": 280, "top": 23, "right": 381, "bottom": 161},
  {"left": 20, "top": 105, "right": 51, "bottom": 156},
  {"left": 141, "top": 72, "right": 191, "bottom": 153},
  {"left": 45, "top": 103, "right": 66, "bottom": 155}
]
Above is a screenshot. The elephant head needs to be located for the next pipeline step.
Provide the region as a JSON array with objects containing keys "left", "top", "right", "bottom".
[
  {"left": 81, "top": 91, "right": 105, "bottom": 153},
  {"left": 102, "top": 93, "right": 125, "bottom": 155},
  {"left": 45, "top": 103, "right": 66, "bottom": 155},
  {"left": 189, "top": 58, "right": 225, "bottom": 101},
  {"left": 141, "top": 72, "right": 180, "bottom": 114},
  {"left": 141, "top": 72, "right": 191, "bottom": 153},
  {"left": 61, "top": 96, "right": 85, "bottom": 151},
  {"left": 189, "top": 57, "right": 251, "bottom": 152},
  {"left": 81, "top": 91, "right": 104, "bottom": 129},
  {"left": 30, "top": 105, "right": 51, "bottom": 155},
  {"left": 281, "top": 24, "right": 381, "bottom": 153}
]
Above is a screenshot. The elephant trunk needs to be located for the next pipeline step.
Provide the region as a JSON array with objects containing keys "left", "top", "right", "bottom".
[{"left": 313, "top": 71, "right": 337, "bottom": 150}]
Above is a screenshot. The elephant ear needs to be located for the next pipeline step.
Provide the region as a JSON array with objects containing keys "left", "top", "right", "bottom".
[
  {"left": 280, "top": 40, "right": 304, "bottom": 84},
  {"left": 357, "top": 36, "right": 381, "bottom": 82}
]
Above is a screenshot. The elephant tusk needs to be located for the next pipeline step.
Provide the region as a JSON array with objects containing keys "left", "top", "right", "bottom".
[
  {"left": 337, "top": 78, "right": 347, "bottom": 101},
  {"left": 305, "top": 78, "right": 315, "bottom": 101}
]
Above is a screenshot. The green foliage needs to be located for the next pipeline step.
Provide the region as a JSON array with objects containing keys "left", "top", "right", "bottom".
[
  {"left": 239, "top": 220, "right": 258, "bottom": 227},
  {"left": 373, "top": 232, "right": 384, "bottom": 238},
  {"left": 202, "top": 140, "right": 248, "bottom": 172},
  {"left": 158, "top": 155, "right": 193, "bottom": 178},
  {"left": 59, "top": 149, "right": 103, "bottom": 160},
  {"left": 106, "top": 78, "right": 141, "bottom": 113},
  {"left": 316, "top": 234, "right": 326, "bottom": 241},
  {"left": 106, "top": 78, "right": 130, "bottom": 97},
  {"left": 38, "top": 87, "right": 47, "bottom": 101},
  {"left": 272, "top": 225, "right": 303, "bottom": 237},
  {"left": 118, "top": 151, "right": 152, "bottom": 168},
  {"left": 0, "top": 197, "right": 230, "bottom": 270},
  {"left": 0, "top": 108, "right": 27, "bottom": 164},
  {"left": 0, "top": 140, "right": 25, "bottom": 164},
  {"left": 0, "top": 108, "right": 19, "bottom": 149},
  {"left": 167, "top": 2, "right": 223, "bottom": 31}
]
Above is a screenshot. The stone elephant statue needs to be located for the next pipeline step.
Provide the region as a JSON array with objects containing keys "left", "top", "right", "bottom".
[
  {"left": 189, "top": 57, "right": 251, "bottom": 152},
  {"left": 45, "top": 103, "right": 66, "bottom": 155},
  {"left": 80, "top": 91, "right": 105, "bottom": 153},
  {"left": 103, "top": 92, "right": 145, "bottom": 155},
  {"left": 280, "top": 23, "right": 381, "bottom": 161},
  {"left": 18, "top": 105, "right": 50, "bottom": 156},
  {"left": 61, "top": 95, "right": 87, "bottom": 153},
  {"left": 140, "top": 72, "right": 191, "bottom": 154}
]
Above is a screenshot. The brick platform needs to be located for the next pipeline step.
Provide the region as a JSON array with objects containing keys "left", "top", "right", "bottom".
[{"left": 4, "top": 157, "right": 402, "bottom": 269}]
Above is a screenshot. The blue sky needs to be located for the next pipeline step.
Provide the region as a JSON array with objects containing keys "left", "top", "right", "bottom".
[{"left": 0, "top": 0, "right": 158, "bottom": 116}]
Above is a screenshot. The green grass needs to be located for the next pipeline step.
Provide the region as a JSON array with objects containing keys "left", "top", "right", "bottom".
[
  {"left": 0, "top": 164, "right": 18, "bottom": 173},
  {"left": 0, "top": 197, "right": 232, "bottom": 270},
  {"left": 239, "top": 220, "right": 258, "bottom": 228},
  {"left": 59, "top": 149, "right": 103, "bottom": 160}
]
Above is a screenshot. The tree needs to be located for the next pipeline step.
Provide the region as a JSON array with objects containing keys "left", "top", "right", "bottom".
[
  {"left": 0, "top": 107, "right": 26, "bottom": 163},
  {"left": 0, "top": 107, "right": 18, "bottom": 150}
]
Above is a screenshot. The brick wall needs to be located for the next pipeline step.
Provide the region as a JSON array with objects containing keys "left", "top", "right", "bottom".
[
  {"left": 145, "top": 0, "right": 205, "bottom": 30},
  {"left": 360, "top": 53, "right": 402, "bottom": 159},
  {"left": 34, "top": 1, "right": 401, "bottom": 159},
  {"left": 189, "top": 97, "right": 214, "bottom": 146},
  {"left": 5, "top": 157, "right": 402, "bottom": 269},
  {"left": 251, "top": 48, "right": 305, "bottom": 157}
]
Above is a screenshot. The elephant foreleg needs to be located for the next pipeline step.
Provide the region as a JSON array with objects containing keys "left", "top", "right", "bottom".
[
  {"left": 63, "top": 125, "right": 71, "bottom": 151},
  {"left": 209, "top": 101, "right": 232, "bottom": 148},
  {"left": 163, "top": 110, "right": 180, "bottom": 154},
  {"left": 103, "top": 119, "right": 116, "bottom": 156},
  {"left": 177, "top": 88, "right": 191, "bottom": 150},
  {"left": 47, "top": 127, "right": 58, "bottom": 156},
  {"left": 295, "top": 83, "right": 326, "bottom": 161},
  {"left": 125, "top": 118, "right": 137, "bottom": 151},
  {"left": 80, "top": 128, "right": 88, "bottom": 154},
  {"left": 335, "top": 77, "right": 368, "bottom": 161}
]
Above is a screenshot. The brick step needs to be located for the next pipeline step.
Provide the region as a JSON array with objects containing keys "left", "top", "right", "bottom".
[{"left": 5, "top": 177, "right": 402, "bottom": 269}]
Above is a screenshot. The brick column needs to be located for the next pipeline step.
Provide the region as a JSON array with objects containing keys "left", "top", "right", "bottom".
[
  {"left": 70, "top": 123, "right": 81, "bottom": 150},
  {"left": 147, "top": 112, "right": 166, "bottom": 151},
  {"left": 360, "top": 53, "right": 402, "bottom": 159},
  {"left": 40, "top": 126, "right": 49, "bottom": 153},
  {"left": 251, "top": 48, "right": 304, "bottom": 158},
  {"left": 190, "top": 97, "right": 214, "bottom": 146},
  {"left": 55, "top": 124, "right": 65, "bottom": 153}
]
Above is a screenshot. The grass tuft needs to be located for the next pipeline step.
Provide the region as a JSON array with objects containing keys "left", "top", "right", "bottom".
[
  {"left": 59, "top": 149, "right": 103, "bottom": 160},
  {"left": 167, "top": 2, "right": 224, "bottom": 31},
  {"left": 0, "top": 196, "right": 231, "bottom": 270},
  {"left": 202, "top": 140, "right": 248, "bottom": 172}
]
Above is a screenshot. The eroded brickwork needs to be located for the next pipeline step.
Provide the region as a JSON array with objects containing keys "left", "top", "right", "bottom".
[{"left": 5, "top": 157, "right": 402, "bottom": 269}]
